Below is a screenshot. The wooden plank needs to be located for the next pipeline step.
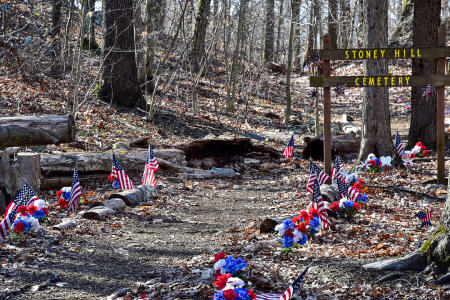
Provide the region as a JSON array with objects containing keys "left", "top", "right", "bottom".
[
  {"left": 322, "top": 34, "right": 332, "bottom": 177},
  {"left": 313, "top": 47, "right": 450, "bottom": 60},
  {"left": 437, "top": 27, "right": 446, "bottom": 184},
  {"left": 310, "top": 75, "right": 450, "bottom": 87}
]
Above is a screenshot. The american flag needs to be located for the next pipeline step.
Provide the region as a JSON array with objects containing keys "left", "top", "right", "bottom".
[
  {"left": 336, "top": 177, "right": 349, "bottom": 198},
  {"left": 348, "top": 187, "right": 360, "bottom": 202},
  {"left": 332, "top": 156, "right": 345, "bottom": 181},
  {"left": 68, "top": 167, "right": 82, "bottom": 213},
  {"left": 283, "top": 136, "right": 294, "bottom": 159},
  {"left": 142, "top": 145, "right": 159, "bottom": 186},
  {"left": 1, "top": 184, "right": 37, "bottom": 241},
  {"left": 395, "top": 132, "right": 405, "bottom": 156},
  {"left": 418, "top": 208, "right": 432, "bottom": 229},
  {"left": 3, "top": 183, "right": 38, "bottom": 219},
  {"left": 111, "top": 154, "right": 134, "bottom": 190},
  {"left": 306, "top": 161, "right": 330, "bottom": 194},
  {"left": 312, "top": 177, "right": 330, "bottom": 229},
  {"left": 256, "top": 263, "right": 311, "bottom": 300}
]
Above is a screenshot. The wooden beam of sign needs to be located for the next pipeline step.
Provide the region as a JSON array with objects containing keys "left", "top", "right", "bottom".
[
  {"left": 314, "top": 47, "right": 450, "bottom": 60},
  {"left": 310, "top": 75, "right": 450, "bottom": 87}
]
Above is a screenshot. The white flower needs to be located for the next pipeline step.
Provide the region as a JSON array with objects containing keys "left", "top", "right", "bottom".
[
  {"left": 226, "top": 277, "right": 245, "bottom": 288},
  {"left": 30, "top": 217, "right": 40, "bottom": 232},
  {"left": 214, "top": 259, "right": 226, "bottom": 271},
  {"left": 274, "top": 224, "right": 285, "bottom": 235},
  {"left": 380, "top": 156, "right": 391, "bottom": 166},
  {"left": 345, "top": 173, "right": 356, "bottom": 184},
  {"left": 339, "top": 198, "right": 348, "bottom": 208},
  {"left": 411, "top": 145, "right": 421, "bottom": 154},
  {"left": 62, "top": 187, "right": 72, "bottom": 193},
  {"left": 33, "top": 199, "right": 46, "bottom": 210}
]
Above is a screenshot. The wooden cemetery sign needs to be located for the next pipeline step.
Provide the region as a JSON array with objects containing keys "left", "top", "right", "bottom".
[{"left": 310, "top": 26, "right": 450, "bottom": 184}]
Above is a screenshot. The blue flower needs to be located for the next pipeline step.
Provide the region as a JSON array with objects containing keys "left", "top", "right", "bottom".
[
  {"left": 33, "top": 210, "right": 46, "bottom": 220},
  {"left": 235, "top": 288, "right": 251, "bottom": 300},
  {"left": 282, "top": 235, "right": 294, "bottom": 248},
  {"left": 298, "top": 233, "right": 307, "bottom": 245},
  {"left": 309, "top": 217, "right": 320, "bottom": 229},
  {"left": 24, "top": 222, "right": 31, "bottom": 232},
  {"left": 283, "top": 219, "right": 295, "bottom": 230},
  {"left": 112, "top": 181, "right": 120, "bottom": 189},
  {"left": 62, "top": 191, "right": 71, "bottom": 200},
  {"left": 213, "top": 290, "right": 226, "bottom": 300},
  {"left": 224, "top": 256, "right": 247, "bottom": 275},
  {"left": 344, "top": 201, "right": 354, "bottom": 208},
  {"left": 358, "top": 193, "right": 369, "bottom": 202}
]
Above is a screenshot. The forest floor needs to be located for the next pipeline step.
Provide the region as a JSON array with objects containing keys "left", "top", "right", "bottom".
[{"left": 2, "top": 2, "right": 450, "bottom": 298}]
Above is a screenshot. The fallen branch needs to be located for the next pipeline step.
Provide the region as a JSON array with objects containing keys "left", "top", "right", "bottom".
[{"left": 367, "top": 184, "right": 445, "bottom": 201}]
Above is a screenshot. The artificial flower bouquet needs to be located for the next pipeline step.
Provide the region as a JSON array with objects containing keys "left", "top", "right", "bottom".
[
  {"left": 411, "top": 142, "right": 429, "bottom": 158},
  {"left": 56, "top": 187, "right": 71, "bottom": 209},
  {"left": 361, "top": 154, "right": 391, "bottom": 172},
  {"left": 402, "top": 151, "right": 416, "bottom": 167},
  {"left": 329, "top": 197, "right": 361, "bottom": 220},
  {"left": 12, "top": 200, "right": 49, "bottom": 236},
  {"left": 213, "top": 252, "right": 256, "bottom": 300},
  {"left": 107, "top": 174, "right": 120, "bottom": 189},
  {"left": 275, "top": 208, "right": 321, "bottom": 255}
]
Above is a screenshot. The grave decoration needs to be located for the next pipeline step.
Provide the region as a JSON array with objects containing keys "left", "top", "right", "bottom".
[
  {"left": 12, "top": 199, "right": 49, "bottom": 236},
  {"left": 410, "top": 141, "right": 429, "bottom": 158},
  {"left": 329, "top": 197, "right": 361, "bottom": 220},
  {"left": 56, "top": 187, "right": 72, "bottom": 209},
  {"left": 360, "top": 154, "right": 392, "bottom": 172}
]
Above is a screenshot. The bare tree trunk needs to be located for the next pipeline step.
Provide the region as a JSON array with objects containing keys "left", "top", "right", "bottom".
[
  {"left": 226, "top": 0, "right": 246, "bottom": 112},
  {"left": 357, "top": 0, "right": 364, "bottom": 47},
  {"left": 264, "top": 0, "right": 275, "bottom": 62},
  {"left": 50, "top": 0, "right": 62, "bottom": 78},
  {"left": 313, "top": 0, "right": 320, "bottom": 49},
  {"left": 88, "top": 0, "right": 97, "bottom": 49},
  {"left": 328, "top": 0, "right": 338, "bottom": 48},
  {"left": 98, "top": 0, "right": 144, "bottom": 109},
  {"left": 285, "top": 0, "right": 300, "bottom": 124},
  {"left": 357, "top": 0, "right": 393, "bottom": 161},
  {"left": 304, "top": 2, "right": 314, "bottom": 66},
  {"left": 338, "top": 0, "right": 350, "bottom": 48},
  {"left": 408, "top": 0, "right": 441, "bottom": 148},
  {"left": 192, "top": 0, "right": 211, "bottom": 71},
  {"left": 275, "top": 0, "right": 284, "bottom": 62},
  {"left": 293, "top": 0, "right": 302, "bottom": 68}
]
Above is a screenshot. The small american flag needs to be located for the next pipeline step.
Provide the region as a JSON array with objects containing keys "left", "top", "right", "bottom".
[
  {"left": 3, "top": 183, "right": 38, "bottom": 219},
  {"left": 111, "top": 154, "right": 134, "bottom": 190},
  {"left": 332, "top": 156, "right": 345, "bottom": 181},
  {"left": 1, "top": 184, "right": 37, "bottom": 241},
  {"left": 306, "top": 161, "right": 330, "bottom": 194},
  {"left": 337, "top": 177, "right": 349, "bottom": 198},
  {"left": 418, "top": 208, "right": 432, "bottom": 229},
  {"left": 283, "top": 136, "right": 294, "bottom": 159},
  {"left": 68, "top": 167, "right": 82, "bottom": 213},
  {"left": 348, "top": 187, "right": 360, "bottom": 202},
  {"left": 142, "top": 145, "right": 159, "bottom": 186},
  {"left": 256, "top": 263, "right": 311, "bottom": 300},
  {"left": 312, "top": 177, "right": 330, "bottom": 229},
  {"left": 395, "top": 132, "right": 405, "bottom": 156}
]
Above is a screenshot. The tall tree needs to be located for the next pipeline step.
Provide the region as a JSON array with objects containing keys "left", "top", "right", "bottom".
[
  {"left": 192, "top": 0, "right": 211, "bottom": 71},
  {"left": 293, "top": 0, "right": 302, "bottom": 68},
  {"left": 275, "top": 0, "right": 284, "bottom": 61},
  {"left": 328, "top": 0, "right": 338, "bottom": 48},
  {"left": 338, "top": 0, "right": 350, "bottom": 48},
  {"left": 87, "top": 0, "right": 97, "bottom": 49},
  {"left": 357, "top": 0, "right": 393, "bottom": 161},
  {"left": 408, "top": 0, "right": 441, "bottom": 147},
  {"left": 264, "top": 0, "right": 275, "bottom": 62},
  {"left": 98, "top": 0, "right": 144, "bottom": 109},
  {"left": 226, "top": 0, "right": 247, "bottom": 111},
  {"left": 285, "top": 0, "right": 300, "bottom": 124},
  {"left": 50, "top": 0, "right": 62, "bottom": 77},
  {"left": 357, "top": 0, "right": 365, "bottom": 47}
]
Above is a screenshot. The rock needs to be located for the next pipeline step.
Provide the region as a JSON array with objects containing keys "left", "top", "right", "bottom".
[
  {"left": 210, "top": 167, "right": 238, "bottom": 177},
  {"left": 53, "top": 219, "right": 78, "bottom": 231},
  {"left": 259, "top": 218, "right": 278, "bottom": 233},
  {"left": 260, "top": 163, "right": 278, "bottom": 171},
  {"left": 244, "top": 158, "right": 260, "bottom": 164}
]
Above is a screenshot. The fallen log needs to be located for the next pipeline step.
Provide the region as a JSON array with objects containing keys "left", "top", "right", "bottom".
[
  {"left": 82, "top": 206, "right": 116, "bottom": 220},
  {"left": 108, "top": 185, "right": 158, "bottom": 206},
  {"left": 303, "top": 132, "right": 360, "bottom": 160},
  {"left": 0, "top": 115, "right": 75, "bottom": 147},
  {"left": 367, "top": 184, "right": 446, "bottom": 201}
]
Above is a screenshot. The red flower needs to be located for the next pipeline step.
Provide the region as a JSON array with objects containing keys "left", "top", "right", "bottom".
[
  {"left": 291, "top": 215, "right": 302, "bottom": 225},
  {"left": 214, "top": 251, "right": 226, "bottom": 263},
  {"left": 309, "top": 208, "right": 318, "bottom": 216},
  {"left": 42, "top": 207, "right": 49, "bottom": 216},
  {"left": 17, "top": 205, "right": 28, "bottom": 216},
  {"left": 329, "top": 202, "right": 339, "bottom": 211},
  {"left": 416, "top": 142, "right": 423, "bottom": 147},
  {"left": 215, "top": 273, "right": 231, "bottom": 290},
  {"left": 140, "top": 293, "right": 146, "bottom": 299},
  {"left": 107, "top": 174, "right": 115, "bottom": 181},
  {"left": 215, "top": 270, "right": 221, "bottom": 278},
  {"left": 368, "top": 160, "right": 376, "bottom": 167},
  {"left": 58, "top": 198, "right": 68, "bottom": 209},
  {"left": 352, "top": 182, "right": 362, "bottom": 191},
  {"left": 27, "top": 205, "right": 38, "bottom": 215},
  {"left": 353, "top": 202, "right": 361, "bottom": 211},
  {"left": 14, "top": 222, "right": 25, "bottom": 233},
  {"left": 299, "top": 210, "right": 310, "bottom": 221},
  {"left": 423, "top": 150, "right": 429, "bottom": 157},
  {"left": 410, "top": 153, "right": 416, "bottom": 158},
  {"left": 357, "top": 179, "right": 365, "bottom": 185},
  {"left": 248, "top": 290, "right": 257, "bottom": 300},
  {"left": 285, "top": 229, "right": 294, "bottom": 238},
  {"left": 56, "top": 190, "right": 63, "bottom": 198},
  {"left": 297, "top": 222, "right": 307, "bottom": 233},
  {"left": 223, "top": 289, "right": 237, "bottom": 300}
]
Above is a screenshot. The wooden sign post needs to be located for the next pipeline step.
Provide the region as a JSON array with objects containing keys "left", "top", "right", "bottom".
[{"left": 311, "top": 28, "right": 450, "bottom": 183}]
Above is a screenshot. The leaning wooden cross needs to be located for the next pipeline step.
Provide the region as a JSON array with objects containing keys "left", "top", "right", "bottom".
[{"left": 311, "top": 26, "right": 450, "bottom": 184}]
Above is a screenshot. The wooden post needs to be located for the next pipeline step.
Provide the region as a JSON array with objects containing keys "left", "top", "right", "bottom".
[
  {"left": 322, "top": 34, "right": 332, "bottom": 175},
  {"left": 437, "top": 26, "right": 446, "bottom": 184}
]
